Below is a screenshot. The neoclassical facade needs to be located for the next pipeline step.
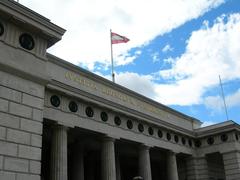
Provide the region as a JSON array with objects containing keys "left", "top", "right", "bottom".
[{"left": 0, "top": 1, "right": 240, "bottom": 180}]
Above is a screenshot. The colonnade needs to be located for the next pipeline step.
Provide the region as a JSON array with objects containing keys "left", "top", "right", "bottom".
[{"left": 50, "top": 125, "right": 179, "bottom": 180}]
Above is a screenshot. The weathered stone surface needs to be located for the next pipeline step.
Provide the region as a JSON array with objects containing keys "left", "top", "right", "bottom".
[
  {"left": 0, "top": 141, "right": 18, "bottom": 156},
  {"left": 16, "top": 173, "right": 40, "bottom": 180},
  {"left": 30, "top": 160, "right": 41, "bottom": 174},
  {"left": 0, "top": 126, "right": 6, "bottom": 140},
  {"left": 0, "top": 85, "right": 21, "bottom": 103},
  {"left": 18, "top": 145, "right": 41, "bottom": 160},
  {"left": 20, "top": 118, "right": 42, "bottom": 134},
  {"left": 9, "top": 102, "right": 32, "bottom": 119},
  {"left": 31, "top": 134, "right": 42, "bottom": 147},
  {"left": 0, "top": 98, "right": 8, "bottom": 112},
  {"left": 0, "top": 71, "right": 44, "bottom": 98},
  {"left": 4, "top": 157, "right": 29, "bottom": 172},
  {"left": 32, "top": 109, "right": 43, "bottom": 122},
  {"left": 0, "top": 171, "right": 16, "bottom": 180},
  {"left": 7, "top": 129, "right": 30, "bottom": 145},
  {"left": 0, "top": 112, "right": 20, "bottom": 128},
  {"left": 0, "top": 155, "right": 3, "bottom": 169},
  {"left": 22, "top": 93, "right": 44, "bottom": 109}
]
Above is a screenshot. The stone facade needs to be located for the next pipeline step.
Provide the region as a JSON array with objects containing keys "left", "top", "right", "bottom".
[{"left": 0, "top": 1, "right": 240, "bottom": 180}]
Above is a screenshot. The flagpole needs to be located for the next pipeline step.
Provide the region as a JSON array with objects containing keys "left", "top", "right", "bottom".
[
  {"left": 219, "top": 75, "right": 229, "bottom": 121},
  {"left": 110, "top": 29, "right": 115, "bottom": 83}
]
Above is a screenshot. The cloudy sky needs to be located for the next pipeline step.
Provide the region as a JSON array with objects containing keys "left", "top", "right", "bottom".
[{"left": 20, "top": 0, "right": 240, "bottom": 126}]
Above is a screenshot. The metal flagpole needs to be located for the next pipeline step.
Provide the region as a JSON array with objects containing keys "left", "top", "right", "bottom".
[
  {"left": 219, "top": 75, "right": 229, "bottom": 121},
  {"left": 110, "top": 29, "right": 115, "bottom": 83}
]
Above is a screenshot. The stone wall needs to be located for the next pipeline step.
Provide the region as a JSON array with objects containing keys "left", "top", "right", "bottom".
[{"left": 0, "top": 70, "right": 44, "bottom": 180}]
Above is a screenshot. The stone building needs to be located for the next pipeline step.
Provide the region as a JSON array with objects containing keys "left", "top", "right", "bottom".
[{"left": 0, "top": 0, "right": 240, "bottom": 180}]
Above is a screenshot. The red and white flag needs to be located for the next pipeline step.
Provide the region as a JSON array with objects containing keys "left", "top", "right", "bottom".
[{"left": 111, "top": 32, "right": 129, "bottom": 44}]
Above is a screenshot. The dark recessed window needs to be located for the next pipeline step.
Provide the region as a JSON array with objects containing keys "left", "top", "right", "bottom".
[
  {"left": 138, "top": 123, "right": 144, "bottom": 133},
  {"left": 157, "top": 130, "right": 163, "bottom": 138},
  {"left": 68, "top": 101, "right": 78, "bottom": 112},
  {"left": 235, "top": 133, "right": 239, "bottom": 141},
  {"left": 114, "top": 116, "right": 121, "bottom": 126},
  {"left": 101, "top": 112, "right": 108, "bottom": 122},
  {"left": 221, "top": 134, "right": 228, "bottom": 142},
  {"left": 19, "top": 33, "right": 35, "bottom": 50},
  {"left": 188, "top": 139, "right": 192, "bottom": 147},
  {"left": 167, "top": 133, "right": 171, "bottom": 141},
  {"left": 127, "top": 120, "right": 133, "bottom": 129},
  {"left": 0, "top": 22, "right": 4, "bottom": 36},
  {"left": 207, "top": 137, "right": 214, "bottom": 145},
  {"left": 148, "top": 127, "right": 154, "bottom": 135},
  {"left": 50, "top": 95, "right": 60, "bottom": 107},
  {"left": 194, "top": 140, "right": 202, "bottom": 148},
  {"left": 174, "top": 135, "right": 179, "bottom": 143},
  {"left": 85, "top": 106, "right": 94, "bottom": 117},
  {"left": 182, "top": 137, "right": 186, "bottom": 145}
]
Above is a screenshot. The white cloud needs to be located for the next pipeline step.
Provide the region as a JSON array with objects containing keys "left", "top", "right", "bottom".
[
  {"left": 19, "top": 0, "right": 224, "bottom": 69},
  {"left": 102, "top": 13, "right": 240, "bottom": 108},
  {"left": 151, "top": 52, "right": 160, "bottom": 63},
  {"left": 204, "top": 88, "right": 240, "bottom": 111},
  {"left": 155, "top": 13, "right": 240, "bottom": 105},
  {"left": 162, "top": 44, "right": 173, "bottom": 53},
  {"left": 201, "top": 120, "right": 216, "bottom": 127},
  {"left": 115, "top": 72, "right": 156, "bottom": 99}
]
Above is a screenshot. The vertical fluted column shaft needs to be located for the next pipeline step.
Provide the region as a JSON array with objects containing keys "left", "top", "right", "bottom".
[
  {"left": 101, "top": 136, "right": 117, "bottom": 180},
  {"left": 167, "top": 151, "right": 179, "bottom": 180},
  {"left": 139, "top": 145, "right": 152, "bottom": 180},
  {"left": 50, "top": 125, "right": 68, "bottom": 180}
]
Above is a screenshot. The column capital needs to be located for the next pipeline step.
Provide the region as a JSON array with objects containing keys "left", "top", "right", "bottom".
[
  {"left": 52, "top": 124, "right": 69, "bottom": 131},
  {"left": 167, "top": 150, "right": 177, "bottom": 156},
  {"left": 139, "top": 144, "right": 151, "bottom": 151},
  {"left": 102, "top": 135, "right": 116, "bottom": 142}
]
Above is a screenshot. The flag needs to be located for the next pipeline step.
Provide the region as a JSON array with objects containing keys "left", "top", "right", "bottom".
[{"left": 111, "top": 32, "right": 129, "bottom": 44}]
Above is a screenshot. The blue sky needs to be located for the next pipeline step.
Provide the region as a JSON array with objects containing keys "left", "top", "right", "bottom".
[{"left": 21, "top": 0, "right": 240, "bottom": 126}]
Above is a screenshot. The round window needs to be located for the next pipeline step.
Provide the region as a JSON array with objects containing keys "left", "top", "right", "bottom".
[
  {"left": 127, "top": 120, "right": 133, "bottom": 129},
  {"left": 101, "top": 112, "right": 108, "bottom": 122},
  {"left": 114, "top": 116, "right": 121, "bottom": 126},
  {"left": 235, "top": 133, "right": 239, "bottom": 141},
  {"left": 221, "top": 134, "right": 228, "bottom": 142},
  {"left": 157, "top": 130, "right": 163, "bottom": 138},
  {"left": 0, "top": 22, "right": 4, "bottom": 36},
  {"left": 85, "top": 106, "right": 94, "bottom": 117},
  {"left": 207, "top": 137, "right": 214, "bottom": 145},
  {"left": 174, "top": 135, "right": 179, "bottom": 143},
  {"left": 19, "top": 33, "right": 35, "bottom": 50},
  {"left": 188, "top": 139, "right": 192, "bottom": 147},
  {"left": 194, "top": 140, "right": 202, "bottom": 148},
  {"left": 148, "top": 127, "right": 154, "bottom": 135},
  {"left": 138, "top": 123, "right": 144, "bottom": 133},
  {"left": 167, "top": 133, "right": 171, "bottom": 141},
  {"left": 68, "top": 101, "right": 78, "bottom": 112},
  {"left": 50, "top": 95, "right": 60, "bottom": 107},
  {"left": 181, "top": 137, "right": 186, "bottom": 145}
]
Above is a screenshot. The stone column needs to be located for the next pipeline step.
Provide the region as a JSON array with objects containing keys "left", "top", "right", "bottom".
[
  {"left": 186, "top": 156, "right": 209, "bottom": 180},
  {"left": 50, "top": 125, "right": 68, "bottom": 180},
  {"left": 223, "top": 151, "right": 240, "bottom": 180},
  {"left": 72, "top": 143, "right": 84, "bottom": 180},
  {"left": 101, "top": 136, "right": 117, "bottom": 180},
  {"left": 167, "top": 151, "right": 179, "bottom": 180},
  {"left": 138, "top": 145, "right": 152, "bottom": 180}
]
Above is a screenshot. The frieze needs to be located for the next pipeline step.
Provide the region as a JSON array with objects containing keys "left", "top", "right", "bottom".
[{"left": 65, "top": 71, "right": 167, "bottom": 119}]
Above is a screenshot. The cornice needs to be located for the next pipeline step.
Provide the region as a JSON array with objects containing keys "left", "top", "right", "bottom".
[
  {"left": 0, "top": 0, "right": 66, "bottom": 47},
  {"left": 194, "top": 121, "right": 240, "bottom": 137}
]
